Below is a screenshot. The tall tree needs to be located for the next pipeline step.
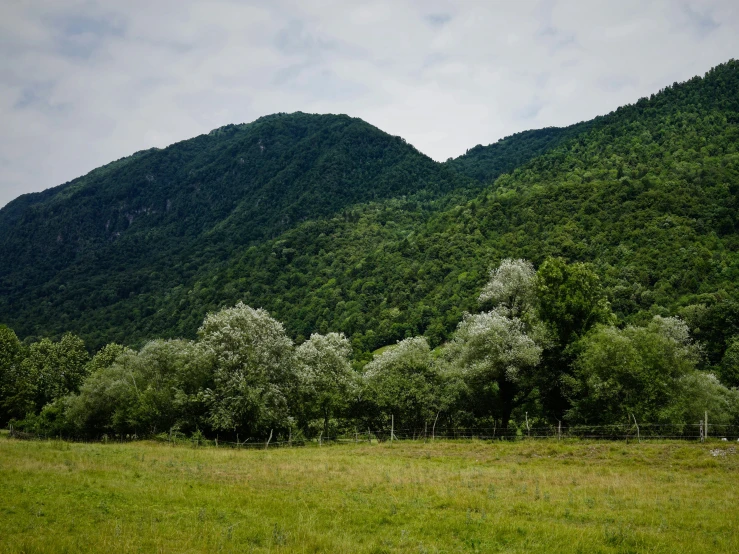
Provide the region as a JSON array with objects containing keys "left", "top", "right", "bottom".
[
  {"left": 566, "top": 316, "right": 702, "bottom": 423},
  {"left": 534, "top": 257, "right": 613, "bottom": 420},
  {"left": 295, "top": 332, "right": 355, "bottom": 437},
  {"left": 0, "top": 325, "right": 25, "bottom": 423},
  {"left": 198, "top": 302, "right": 295, "bottom": 437},
  {"left": 363, "top": 337, "right": 455, "bottom": 432}
]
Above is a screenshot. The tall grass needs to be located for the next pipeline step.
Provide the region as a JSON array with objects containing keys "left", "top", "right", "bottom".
[{"left": 1, "top": 435, "right": 737, "bottom": 553}]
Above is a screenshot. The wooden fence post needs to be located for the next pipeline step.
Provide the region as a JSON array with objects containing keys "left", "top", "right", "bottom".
[
  {"left": 631, "top": 414, "right": 640, "bottom": 444},
  {"left": 705, "top": 411, "right": 708, "bottom": 441},
  {"left": 391, "top": 415, "right": 394, "bottom": 444}
]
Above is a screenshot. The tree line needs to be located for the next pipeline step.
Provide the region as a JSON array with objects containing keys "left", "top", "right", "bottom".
[{"left": 2, "top": 257, "right": 737, "bottom": 441}]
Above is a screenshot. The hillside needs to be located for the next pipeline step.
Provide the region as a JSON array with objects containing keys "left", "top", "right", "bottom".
[
  {"left": 0, "top": 113, "right": 475, "bottom": 344},
  {"left": 1, "top": 61, "right": 739, "bottom": 367},
  {"left": 444, "top": 121, "right": 592, "bottom": 183},
  {"left": 73, "top": 59, "right": 739, "bottom": 365},
  {"left": 0, "top": 112, "right": 557, "bottom": 347}
]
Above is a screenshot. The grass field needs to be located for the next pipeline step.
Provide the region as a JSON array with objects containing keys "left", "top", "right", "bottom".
[{"left": 0, "top": 436, "right": 737, "bottom": 553}]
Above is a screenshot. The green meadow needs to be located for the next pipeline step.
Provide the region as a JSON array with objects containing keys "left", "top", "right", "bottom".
[{"left": 1, "top": 436, "right": 737, "bottom": 553}]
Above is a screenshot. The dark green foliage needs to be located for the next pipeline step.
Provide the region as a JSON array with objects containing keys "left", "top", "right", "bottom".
[
  {"left": 0, "top": 331, "right": 89, "bottom": 424},
  {"left": 1, "top": 60, "right": 739, "bottom": 389},
  {"left": 0, "top": 113, "right": 478, "bottom": 348},
  {"left": 445, "top": 122, "right": 592, "bottom": 183}
]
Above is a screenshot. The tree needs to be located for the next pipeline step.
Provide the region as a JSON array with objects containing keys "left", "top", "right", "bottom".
[
  {"left": 451, "top": 310, "right": 542, "bottom": 428},
  {"left": 6, "top": 333, "right": 90, "bottom": 418},
  {"left": 0, "top": 325, "right": 25, "bottom": 424},
  {"left": 295, "top": 332, "right": 355, "bottom": 437},
  {"left": 65, "top": 339, "right": 208, "bottom": 436},
  {"left": 478, "top": 258, "right": 536, "bottom": 317},
  {"left": 719, "top": 336, "right": 739, "bottom": 387},
  {"left": 198, "top": 302, "right": 295, "bottom": 436},
  {"left": 363, "top": 337, "right": 455, "bottom": 432},
  {"left": 534, "top": 257, "right": 613, "bottom": 419},
  {"left": 675, "top": 371, "right": 739, "bottom": 425},
  {"left": 567, "top": 316, "right": 702, "bottom": 424},
  {"left": 535, "top": 258, "right": 612, "bottom": 346},
  {"left": 85, "top": 343, "right": 125, "bottom": 375}
]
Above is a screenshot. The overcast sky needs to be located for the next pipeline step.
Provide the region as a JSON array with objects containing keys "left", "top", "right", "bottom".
[{"left": 1, "top": 0, "right": 738, "bottom": 207}]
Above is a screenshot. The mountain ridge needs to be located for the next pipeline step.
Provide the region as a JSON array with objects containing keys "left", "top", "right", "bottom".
[{"left": 1, "top": 60, "right": 739, "bottom": 366}]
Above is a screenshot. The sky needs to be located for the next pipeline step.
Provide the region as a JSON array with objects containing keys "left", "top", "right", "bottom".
[{"left": 1, "top": 0, "right": 738, "bottom": 208}]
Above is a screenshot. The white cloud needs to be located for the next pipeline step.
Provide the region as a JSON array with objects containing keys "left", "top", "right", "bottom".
[{"left": 1, "top": 0, "right": 738, "bottom": 206}]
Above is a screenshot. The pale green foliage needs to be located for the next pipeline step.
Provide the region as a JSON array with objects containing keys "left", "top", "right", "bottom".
[
  {"left": 568, "top": 316, "right": 704, "bottom": 423},
  {"left": 65, "top": 339, "right": 206, "bottom": 435},
  {"left": 452, "top": 310, "right": 542, "bottom": 383},
  {"left": 676, "top": 371, "right": 739, "bottom": 425},
  {"left": 478, "top": 258, "right": 536, "bottom": 317},
  {"left": 198, "top": 302, "right": 295, "bottom": 434},
  {"left": 453, "top": 258, "right": 545, "bottom": 426},
  {"left": 363, "top": 337, "right": 455, "bottom": 428},
  {"left": 296, "top": 333, "right": 355, "bottom": 432}
]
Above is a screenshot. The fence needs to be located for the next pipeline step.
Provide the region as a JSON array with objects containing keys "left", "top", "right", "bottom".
[{"left": 8, "top": 422, "right": 739, "bottom": 448}]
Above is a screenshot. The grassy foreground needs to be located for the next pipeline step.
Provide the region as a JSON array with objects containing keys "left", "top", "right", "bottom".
[{"left": 0, "top": 436, "right": 737, "bottom": 553}]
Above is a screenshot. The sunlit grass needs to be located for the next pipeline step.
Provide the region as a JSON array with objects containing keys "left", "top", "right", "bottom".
[{"left": 1, "top": 435, "right": 737, "bottom": 553}]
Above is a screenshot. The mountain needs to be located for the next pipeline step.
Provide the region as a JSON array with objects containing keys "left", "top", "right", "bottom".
[
  {"left": 0, "top": 111, "right": 550, "bottom": 348},
  {"left": 444, "top": 121, "right": 592, "bottom": 183},
  {"left": 2, "top": 60, "right": 739, "bottom": 368}
]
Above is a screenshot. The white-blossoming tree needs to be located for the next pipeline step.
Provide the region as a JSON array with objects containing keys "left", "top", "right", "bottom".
[
  {"left": 198, "top": 302, "right": 295, "bottom": 437},
  {"left": 451, "top": 258, "right": 545, "bottom": 429}
]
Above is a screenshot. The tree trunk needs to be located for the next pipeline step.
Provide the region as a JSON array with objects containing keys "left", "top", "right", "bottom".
[{"left": 498, "top": 378, "right": 515, "bottom": 433}]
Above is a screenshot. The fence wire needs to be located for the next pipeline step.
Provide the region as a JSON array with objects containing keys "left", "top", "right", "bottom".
[{"left": 8, "top": 423, "right": 739, "bottom": 448}]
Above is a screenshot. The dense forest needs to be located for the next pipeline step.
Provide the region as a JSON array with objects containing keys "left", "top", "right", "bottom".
[{"left": 2, "top": 60, "right": 739, "bottom": 438}]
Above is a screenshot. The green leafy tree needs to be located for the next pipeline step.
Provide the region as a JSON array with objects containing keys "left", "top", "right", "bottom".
[
  {"left": 363, "top": 337, "right": 454, "bottom": 432},
  {"left": 295, "top": 332, "right": 355, "bottom": 437},
  {"left": 719, "top": 336, "right": 739, "bottom": 387},
  {"left": 0, "top": 325, "right": 25, "bottom": 423},
  {"left": 65, "top": 339, "right": 207, "bottom": 436},
  {"left": 534, "top": 257, "right": 613, "bottom": 419},
  {"left": 7, "top": 333, "right": 90, "bottom": 418},
  {"left": 675, "top": 371, "right": 739, "bottom": 425},
  {"left": 567, "top": 317, "right": 702, "bottom": 423}
]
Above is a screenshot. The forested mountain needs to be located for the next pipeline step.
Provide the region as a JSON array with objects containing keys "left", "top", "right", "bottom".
[
  {"left": 2, "top": 60, "right": 739, "bottom": 369},
  {"left": 3, "top": 60, "right": 739, "bottom": 438},
  {"left": 0, "top": 113, "right": 564, "bottom": 347},
  {"left": 444, "top": 121, "right": 592, "bottom": 183},
  {"left": 0, "top": 113, "right": 474, "bottom": 344}
]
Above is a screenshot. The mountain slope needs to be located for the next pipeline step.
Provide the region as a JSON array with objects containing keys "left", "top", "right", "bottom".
[
  {"left": 445, "top": 121, "right": 592, "bottom": 183},
  {"left": 2, "top": 60, "right": 739, "bottom": 365},
  {"left": 80, "top": 59, "right": 739, "bottom": 362},
  {"left": 1, "top": 111, "right": 569, "bottom": 347},
  {"left": 0, "top": 113, "right": 465, "bottom": 285}
]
